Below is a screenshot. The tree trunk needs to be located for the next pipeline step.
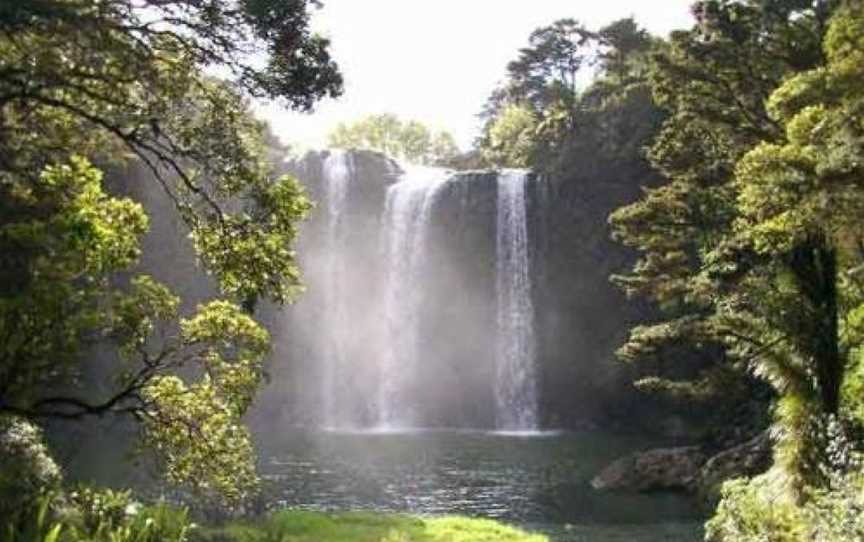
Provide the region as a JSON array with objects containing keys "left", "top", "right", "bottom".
[{"left": 790, "top": 237, "right": 841, "bottom": 414}]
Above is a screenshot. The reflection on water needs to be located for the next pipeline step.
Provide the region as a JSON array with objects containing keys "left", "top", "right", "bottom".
[{"left": 257, "top": 429, "right": 704, "bottom": 541}]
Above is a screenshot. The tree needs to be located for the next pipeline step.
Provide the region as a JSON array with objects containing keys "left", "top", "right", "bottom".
[
  {"left": 0, "top": 0, "right": 342, "bottom": 305},
  {"left": 594, "top": 17, "right": 652, "bottom": 81},
  {"left": 478, "top": 17, "right": 658, "bottom": 172},
  {"left": 701, "top": 12, "right": 864, "bottom": 538},
  {"left": 716, "top": 1, "right": 864, "bottom": 480},
  {"left": 476, "top": 18, "right": 590, "bottom": 161},
  {"left": 505, "top": 18, "right": 591, "bottom": 120},
  {"left": 430, "top": 132, "right": 461, "bottom": 167},
  {"left": 480, "top": 103, "right": 538, "bottom": 168},
  {"left": 327, "top": 114, "right": 459, "bottom": 165},
  {"left": 0, "top": 0, "right": 341, "bottom": 503},
  {"left": 0, "top": 158, "right": 271, "bottom": 502},
  {"left": 609, "top": 1, "right": 836, "bottom": 421}
]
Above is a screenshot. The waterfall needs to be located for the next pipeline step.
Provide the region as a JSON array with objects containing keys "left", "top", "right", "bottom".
[
  {"left": 320, "top": 151, "right": 353, "bottom": 428},
  {"left": 291, "top": 151, "right": 542, "bottom": 431},
  {"left": 376, "top": 166, "right": 449, "bottom": 429},
  {"left": 495, "top": 170, "right": 538, "bottom": 431}
]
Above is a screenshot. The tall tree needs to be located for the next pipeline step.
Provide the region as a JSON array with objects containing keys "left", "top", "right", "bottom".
[
  {"left": 506, "top": 18, "right": 591, "bottom": 122},
  {"left": 609, "top": 0, "right": 836, "bottom": 418},
  {"left": 0, "top": 0, "right": 342, "bottom": 503},
  {"left": 704, "top": 6, "right": 864, "bottom": 539},
  {"left": 480, "top": 103, "right": 538, "bottom": 168},
  {"left": 0, "top": 0, "right": 342, "bottom": 304},
  {"left": 478, "top": 17, "right": 658, "bottom": 172},
  {"left": 718, "top": 0, "right": 864, "bottom": 479}
]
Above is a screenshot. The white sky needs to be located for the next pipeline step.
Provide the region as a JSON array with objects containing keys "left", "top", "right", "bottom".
[{"left": 256, "top": 1, "right": 696, "bottom": 152}]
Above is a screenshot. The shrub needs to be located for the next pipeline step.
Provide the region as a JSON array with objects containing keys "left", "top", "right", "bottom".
[
  {"left": 705, "top": 476, "right": 806, "bottom": 542},
  {"left": 2, "top": 490, "right": 194, "bottom": 542},
  {"left": 0, "top": 417, "right": 63, "bottom": 518}
]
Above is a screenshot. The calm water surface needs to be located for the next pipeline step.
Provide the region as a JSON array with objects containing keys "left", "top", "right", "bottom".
[{"left": 257, "top": 429, "right": 704, "bottom": 541}]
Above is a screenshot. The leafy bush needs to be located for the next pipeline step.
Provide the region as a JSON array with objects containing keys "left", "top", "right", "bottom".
[
  {"left": 0, "top": 417, "right": 63, "bottom": 518},
  {"left": 2, "top": 496, "right": 64, "bottom": 542},
  {"left": 705, "top": 477, "right": 806, "bottom": 542},
  {"left": 707, "top": 459, "right": 864, "bottom": 542},
  {"left": 67, "top": 486, "right": 135, "bottom": 533},
  {"left": 805, "top": 465, "right": 864, "bottom": 542},
  {"left": 2, "top": 490, "right": 194, "bottom": 542},
  {"left": 75, "top": 503, "right": 194, "bottom": 542}
]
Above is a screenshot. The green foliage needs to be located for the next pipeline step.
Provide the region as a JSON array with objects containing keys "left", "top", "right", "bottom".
[
  {"left": 0, "top": 417, "right": 63, "bottom": 519},
  {"left": 609, "top": 0, "right": 839, "bottom": 429},
  {"left": 328, "top": 114, "right": 460, "bottom": 165},
  {"left": 68, "top": 486, "right": 136, "bottom": 534},
  {"left": 0, "top": 0, "right": 340, "bottom": 505},
  {"left": 705, "top": 477, "right": 806, "bottom": 542},
  {"left": 0, "top": 157, "right": 270, "bottom": 502},
  {"left": 478, "top": 17, "right": 659, "bottom": 172},
  {"left": 0, "top": 157, "right": 148, "bottom": 405},
  {"left": 621, "top": 4, "right": 864, "bottom": 540},
  {"left": 4, "top": 495, "right": 65, "bottom": 542},
  {"left": 0, "top": 0, "right": 327, "bottom": 306},
  {"left": 481, "top": 104, "right": 539, "bottom": 168},
  {"left": 135, "top": 299, "right": 271, "bottom": 502},
  {"left": 706, "top": 458, "right": 864, "bottom": 542},
  {"left": 190, "top": 510, "right": 547, "bottom": 542},
  {"left": 714, "top": 2, "right": 864, "bottom": 482},
  {"left": 3, "top": 491, "right": 194, "bottom": 542},
  {"left": 504, "top": 18, "right": 590, "bottom": 117},
  {"left": 101, "top": 503, "right": 193, "bottom": 542},
  {"left": 805, "top": 471, "right": 864, "bottom": 541}
]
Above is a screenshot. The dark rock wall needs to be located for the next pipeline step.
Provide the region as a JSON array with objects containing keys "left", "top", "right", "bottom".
[
  {"left": 529, "top": 151, "right": 664, "bottom": 429},
  {"left": 83, "top": 148, "right": 662, "bottom": 433},
  {"left": 273, "top": 150, "right": 662, "bottom": 430},
  {"left": 417, "top": 173, "right": 498, "bottom": 427}
]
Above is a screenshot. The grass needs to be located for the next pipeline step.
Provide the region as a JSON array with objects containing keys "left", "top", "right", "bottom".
[{"left": 191, "top": 510, "right": 549, "bottom": 542}]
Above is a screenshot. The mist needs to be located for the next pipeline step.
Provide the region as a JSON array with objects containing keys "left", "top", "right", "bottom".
[{"left": 270, "top": 150, "right": 539, "bottom": 431}]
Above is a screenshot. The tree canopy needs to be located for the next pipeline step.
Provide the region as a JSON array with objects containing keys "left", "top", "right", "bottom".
[
  {"left": 606, "top": 1, "right": 864, "bottom": 531},
  {"left": 0, "top": 0, "right": 342, "bottom": 504},
  {"left": 609, "top": 0, "right": 836, "bottom": 415},
  {"left": 328, "top": 113, "right": 460, "bottom": 166},
  {"left": 477, "top": 17, "right": 658, "bottom": 170}
]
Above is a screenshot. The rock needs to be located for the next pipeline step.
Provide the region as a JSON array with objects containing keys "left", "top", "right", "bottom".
[
  {"left": 591, "top": 432, "right": 772, "bottom": 509},
  {"left": 696, "top": 432, "right": 771, "bottom": 508},
  {"left": 591, "top": 446, "right": 707, "bottom": 492}
]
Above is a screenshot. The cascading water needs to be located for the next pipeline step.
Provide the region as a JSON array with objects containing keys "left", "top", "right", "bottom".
[
  {"left": 294, "top": 151, "right": 540, "bottom": 431},
  {"left": 495, "top": 170, "right": 538, "bottom": 431},
  {"left": 376, "top": 166, "right": 449, "bottom": 429},
  {"left": 320, "top": 151, "right": 353, "bottom": 428}
]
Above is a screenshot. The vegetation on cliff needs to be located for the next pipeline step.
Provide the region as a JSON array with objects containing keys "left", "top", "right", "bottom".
[{"left": 328, "top": 114, "right": 459, "bottom": 166}]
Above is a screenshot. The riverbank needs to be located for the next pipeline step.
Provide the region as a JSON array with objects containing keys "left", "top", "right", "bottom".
[{"left": 191, "top": 511, "right": 548, "bottom": 542}]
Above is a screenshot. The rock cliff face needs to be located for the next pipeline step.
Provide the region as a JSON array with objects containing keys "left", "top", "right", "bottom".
[
  {"left": 267, "top": 154, "right": 506, "bottom": 428},
  {"left": 414, "top": 172, "right": 499, "bottom": 427},
  {"left": 90, "top": 147, "right": 666, "bottom": 432},
  {"left": 268, "top": 149, "right": 658, "bottom": 430},
  {"left": 528, "top": 154, "right": 661, "bottom": 428},
  {"left": 590, "top": 433, "right": 771, "bottom": 507}
]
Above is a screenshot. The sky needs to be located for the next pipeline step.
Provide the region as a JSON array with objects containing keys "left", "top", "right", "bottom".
[{"left": 257, "top": 1, "right": 697, "bottom": 152}]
